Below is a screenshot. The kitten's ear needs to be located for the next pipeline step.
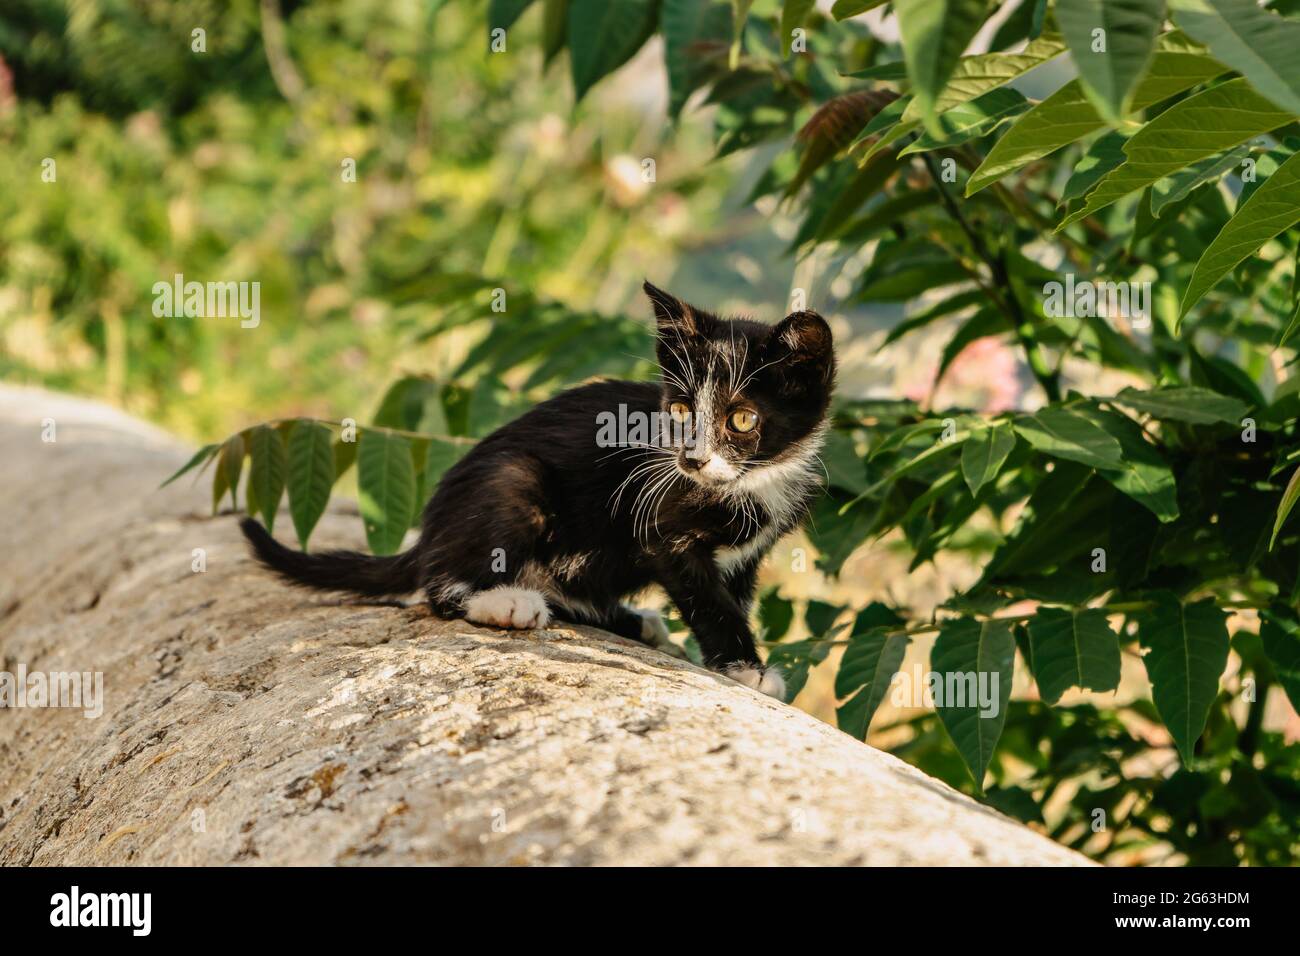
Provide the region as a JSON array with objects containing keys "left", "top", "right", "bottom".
[
  {"left": 766, "top": 310, "right": 835, "bottom": 386},
  {"left": 643, "top": 280, "right": 700, "bottom": 335}
]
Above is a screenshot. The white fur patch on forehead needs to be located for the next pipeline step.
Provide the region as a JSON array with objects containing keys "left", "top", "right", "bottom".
[{"left": 685, "top": 374, "right": 718, "bottom": 459}]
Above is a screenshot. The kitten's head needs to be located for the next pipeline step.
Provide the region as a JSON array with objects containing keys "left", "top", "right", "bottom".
[{"left": 643, "top": 280, "right": 835, "bottom": 492}]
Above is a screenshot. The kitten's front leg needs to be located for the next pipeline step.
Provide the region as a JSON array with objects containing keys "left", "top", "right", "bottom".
[{"left": 652, "top": 550, "right": 785, "bottom": 699}]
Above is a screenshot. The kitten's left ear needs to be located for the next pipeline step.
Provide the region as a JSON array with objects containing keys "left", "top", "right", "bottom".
[{"left": 767, "top": 310, "right": 835, "bottom": 385}]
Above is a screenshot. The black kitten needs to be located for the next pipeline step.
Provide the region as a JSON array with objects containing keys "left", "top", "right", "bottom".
[{"left": 242, "top": 282, "right": 835, "bottom": 698}]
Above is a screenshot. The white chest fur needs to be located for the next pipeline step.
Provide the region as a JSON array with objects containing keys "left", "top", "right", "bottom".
[{"left": 712, "top": 427, "right": 824, "bottom": 576}]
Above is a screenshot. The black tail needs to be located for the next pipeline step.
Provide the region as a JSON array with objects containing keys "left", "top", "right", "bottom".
[{"left": 240, "top": 518, "right": 421, "bottom": 597}]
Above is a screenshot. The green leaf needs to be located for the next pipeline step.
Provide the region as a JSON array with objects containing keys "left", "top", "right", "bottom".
[
  {"left": 764, "top": 639, "right": 830, "bottom": 701},
  {"left": 1061, "top": 131, "right": 1131, "bottom": 203},
  {"left": 836, "top": 614, "right": 910, "bottom": 740},
  {"left": 842, "top": 62, "right": 911, "bottom": 81},
  {"left": 372, "top": 375, "right": 447, "bottom": 433},
  {"left": 831, "top": 0, "right": 891, "bottom": 18},
  {"left": 896, "top": 0, "right": 990, "bottom": 136},
  {"left": 1059, "top": 79, "right": 1296, "bottom": 230},
  {"left": 1151, "top": 144, "right": 1250, "bottom": 217},
  {"left": 849, "top": 427, "right": 970, "bottom": 504},
  {"left": 1170, "top": 0, "right": 1300, "bottom": 115},
  {"left": 849, "top": 94, "right": 912, "bottom": 155},
  {"left": 1180, "top": 150, "right": 1300, "bottom": 318},
  {"left": 1013, "top": 408, "right": 1125, "bottom": 470},
  {"left": 728, "top": 0, "right": 754, "bottom": 69},
  {"left": 213, "top": 434, "right": 245, "bottom": 514},
  {"left": 660, "top": 0, "right": 733, "bottom": 117},
  {"left": 1270, "top": 465, "right": 1300, "bottom": 549},
  {"left": 420, "top": 436, "right": 465, "bottom": 509},
  {"left": 967, "top": 51, "right": 1226, "bottom": 195},
  {"left": 810, "top": 490, "right": 877, "bottom": 573},
  {"left": 1078, "top": 405, "right": 1180, "bottom": 522},
  {"left": 961, "top": 422, "right": 1017, "bottom": 496},
  {"left": 900, "top": 33, "right": 1067, "bottom": 125},
  {"left": 820, "top": 429, "right": 868, "bottom": 494},
  {"left": 1137, "top": 596, "right": 1229, "bottom": 764},
  {"left": 1278, "top": 297, "right": 1300, "bottom": 348},
  {"left": 898, "top": 87, "right": 1030, "bottom": 155},
  {"left": 1109, "top": 385, "right": 1249, "bottom": 423},
  {"left": 160, "top": 443, "right": 218, "bottom": 489},
  {"left": 542, "top": 0, "right": 570, "bottom": 63},
  {"left": 1057, "top": 0, "right": 1164, "bottom": 123},
  {"left": 932, "top": 617, "right": 1016, "bottom": 790},
  {"left": 781, "top": 0, "right": 817, "bottom": 57},
  {"left": 357, "top": 429, "right": 417, "bottom": 556},
  {"left": 569, "top": 0, "right": 659, "bottom": 101},
  {"left": 805, "top": 599, "right": 845, "bottom": 638},
  {"left": 287, "top": 421, "right": 336, "bottom": 550},
  {"left": 247, "top": 425, "right": 287, "bottom": 534},
  {"left": 489, "top": 0, "right": 537, "bottom": 32},
  {"left": 1026, "top": 606, "right": 1121, "bottom": 703},
  {"left": 882, "top": 288, "right": 984, "bottom": 345},
  {"left": 1259, "top": 608, "right": 1300, "bottom": 713},
  {"left": 757, "top": 586, "right": 795, "bottom": 641}
]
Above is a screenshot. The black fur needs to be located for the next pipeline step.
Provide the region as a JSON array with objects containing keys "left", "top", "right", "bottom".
[{"left": 242, "top": 282, "right": 835, "bottom": 681}]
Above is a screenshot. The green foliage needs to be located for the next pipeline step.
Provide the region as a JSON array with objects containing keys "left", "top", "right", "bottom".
[{"left": 0, "top": 0, "right": 727, "bottom": 440}]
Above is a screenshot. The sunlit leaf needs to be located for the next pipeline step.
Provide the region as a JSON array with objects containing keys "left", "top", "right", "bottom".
[
  {"left": 1059, "top": 80, "right": 1295, "bottom": 230},
  {"left": 1026, "top": 606, "right": 1121, "bottom": 703},
  {"left": 896, "top": 0, "right": 990, "bottom": 136},
  {"left": 968, "top": 51, "right": 1225, "bottom": 194}
]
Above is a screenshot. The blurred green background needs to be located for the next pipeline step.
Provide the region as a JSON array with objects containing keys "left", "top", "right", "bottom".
[{"left": 0, "top": 0, "right": 779, "bottom": 441}]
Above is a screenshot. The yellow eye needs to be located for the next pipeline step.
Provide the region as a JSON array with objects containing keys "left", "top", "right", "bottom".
[
  {"left": 729, "top": 408, "right": 758, "bottom": 433},
  {"left": 669, "top": 401, "right": 692, "bottom": 423}
]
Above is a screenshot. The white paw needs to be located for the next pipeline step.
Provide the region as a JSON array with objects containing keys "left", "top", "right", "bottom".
[
  {"left": 465, "top": 587, "right": 551, "bottom": 629},
  {"left": 628, "top": 607, "right": 685, "bottom": 659},
  {"left": 725, "top": 664, "right": 786, "bottom": 700}
]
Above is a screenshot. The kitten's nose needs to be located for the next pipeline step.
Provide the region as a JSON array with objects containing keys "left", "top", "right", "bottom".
[{"left": 680, "top": 455, "right": 705, "bottom": 471}]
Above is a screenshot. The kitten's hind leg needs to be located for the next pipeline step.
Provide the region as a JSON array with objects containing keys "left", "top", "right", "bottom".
[
  {"left": 548, "top": 602, "right": 685, "bottom": 658},
  {"left": 589, "top": 605, "right": 684, "bottom": 658},
  {"left": 419, "top": 452, "right": 554, "bottom": 629}
]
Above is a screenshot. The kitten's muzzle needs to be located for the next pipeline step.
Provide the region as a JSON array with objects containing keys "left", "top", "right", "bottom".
[{"left": 677, "top": 451, "right": 736, "bottom": 485}]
